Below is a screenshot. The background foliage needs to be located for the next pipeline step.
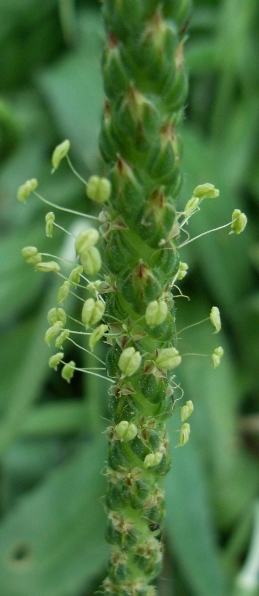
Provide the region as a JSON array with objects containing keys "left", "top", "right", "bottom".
[{"left": 0, "top": 0, "right": 258, "bottom": 594}]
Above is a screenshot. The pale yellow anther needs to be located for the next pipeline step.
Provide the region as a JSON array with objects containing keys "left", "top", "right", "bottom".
[
  {"left": 51, "top": 139, "right": 70, "bottom": 171},
  {"left": 118, "top": 346, "right": 141, "bottom": 377},
  {"left": 210, "top": 306, "right": 221, "bottom": 333}
]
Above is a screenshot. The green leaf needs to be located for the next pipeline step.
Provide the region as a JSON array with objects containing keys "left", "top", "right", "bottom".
[
  {"left": 0, "top": 436, "right": 108, "bottom": 596},
  {"left": 37, "top": 10, "right": 104, "bottom": 161},
  {"left": 165, "top": 431, "right": 227, "bottom": 596}
]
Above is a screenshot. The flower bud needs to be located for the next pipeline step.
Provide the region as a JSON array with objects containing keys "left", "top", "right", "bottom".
[
  {"left": 155, "top": 347, "right": 181, "bottom": 370},
  {"left": 145, "top": 300, "right": 168, "bottom": 327},
  {"left": 35, "top": 261, "right": 60, "bottom": 273},
  {"left": 89, "top": 324, "right": 108, "bottom": 350},
  {"left": 51, "top": 139, "right": 70, "bottom": 171},
  {"left": 75, "top": 228, "right": 99, "bottom": 255},
  {"left": 86, "top": 176, "right": 111, "bottom": 203},
  {"left": 21, "top": 246, "right": 42, "bottom": 266},
  {"left": 17, "top": 178, "right": 38, "bottom": 201},
  {"left": 144, "top": 452, "right": 163, "bottom": 469},
  {"left": 49, "top": 352, "right": 64, "bottom": 370},
  {"left": 230, "top": 209, "right": 247, "bottom": 234},
  {"left": 45, "top": 321, "right": 63, "bottom": 345},
  {"left": 118, "top": 346, "right": 141, "bottom": 377},
  {"left": 193, "top": 183, "right": 219, "bottom": 200},
  {"left": 181, "top": 400, "right": 194, "bottom": 422},
  {"left": 79, "top": 246, "right": 102, "bottom": 275},
  {"left": 61, "top": 360, "right": 75, "bottom": 383},
  {"left": 45, "top": 212, "right": 55, "bottom": 238},
  {"left": 178, "top": 423, "right": 190, "bottom": 446},
  {"left": 81, "top": 298, "right": 105, "bottom": 326},
  {"left": 69, "top": 265, "right": 83, "bottom": 286},
  {"left": 211, "top": 346, "right": 224, "bottom": 369},
  {"left": 115, "top": 420, "right": 138, "bottom": 441},
  {"left": 55, "top": 329, "right": 70, "bottom": 349},
  {"left": 177, "top": 262, "right": 188, "bottom": 281},
  {"left": 57, "top": 281, "right": 70, "bottom": 304},
  {"left": 183, "top": 196, "right": 200, "bottom": 216},
  {"left": 47, "top": 307, "right": 67, "bottom": 326},
  {"left": 210, "top": 306, "right": 221, "bottom": 333}
]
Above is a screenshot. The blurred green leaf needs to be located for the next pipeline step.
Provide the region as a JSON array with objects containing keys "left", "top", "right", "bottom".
[
  {"left": 0, "top": 436, "right": 108, "bottom": 596},
  {"left": 165, "top": 434, "right": 227, "bottom": 596}
]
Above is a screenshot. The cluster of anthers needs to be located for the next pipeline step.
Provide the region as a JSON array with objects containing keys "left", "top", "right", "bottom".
[{"left": 17, "top": 140, "right": 247, "bottom": 446}]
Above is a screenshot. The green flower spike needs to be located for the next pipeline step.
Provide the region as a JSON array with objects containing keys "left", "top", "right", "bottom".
[{"left": 17, "top": 0, "right": 249, "bottom": 592}]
